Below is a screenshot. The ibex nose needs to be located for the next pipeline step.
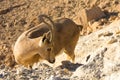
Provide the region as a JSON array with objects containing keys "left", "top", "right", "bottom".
[{"left": 49, "top": 59, "right": 55, "bottom": 63}]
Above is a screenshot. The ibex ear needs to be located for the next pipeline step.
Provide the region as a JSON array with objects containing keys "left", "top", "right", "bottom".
[
  {"left": 42, "top": 31, "right": 51, "bottom": 43},
  {"left": 39, "top": 31, "right": 52, "bottom": 47},
  {"left": 39, "top": 34, "right": 47, "bottom": 47},
  {"left": 42, "top": 34, "right": 47, "bottom": 43}
]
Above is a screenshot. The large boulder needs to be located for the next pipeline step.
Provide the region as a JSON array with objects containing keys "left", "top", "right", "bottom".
[
  {"left": 79, "top": 6, "right": 106, "bottom": 34},
  {"left": 72, "top": 20, "right": 120, "bottom": 80}
]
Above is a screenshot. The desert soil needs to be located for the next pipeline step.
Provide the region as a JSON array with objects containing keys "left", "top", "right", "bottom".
[{"left": 0, "top": 0, "right": 120, "bottom": 80}]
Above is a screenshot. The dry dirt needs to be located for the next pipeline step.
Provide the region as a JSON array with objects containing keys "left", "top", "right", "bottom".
[{"left": 0, "top": 0, "right": 120, "bottom": 69}]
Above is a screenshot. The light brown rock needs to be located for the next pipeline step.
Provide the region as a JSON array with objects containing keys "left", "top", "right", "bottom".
[
  {"left": 79, "top": 6, "right": 106, "bottom": 27},
  {"left": 79, "top": 6, "right": 106, "bottom": 34}
]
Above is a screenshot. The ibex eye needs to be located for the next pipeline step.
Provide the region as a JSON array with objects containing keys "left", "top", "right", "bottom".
[{"left": 47, "top": 48, "right": 51, "bottom": 51}]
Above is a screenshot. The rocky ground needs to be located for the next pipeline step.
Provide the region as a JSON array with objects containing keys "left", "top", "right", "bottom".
[{"left": 0, "top": 0, "right": 120, "bottom": 80}]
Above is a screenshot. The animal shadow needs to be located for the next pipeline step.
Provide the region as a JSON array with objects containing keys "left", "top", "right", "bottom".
[{"left": 59, "top": 60, "right": 83, "bottom": 72}]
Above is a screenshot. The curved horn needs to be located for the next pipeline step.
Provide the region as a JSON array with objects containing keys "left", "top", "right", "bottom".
[
  {"left": 38, "top": 14, "right": 55, "bottom": 44},
  {"left": 38, "top": 15, "right": 55, "bottom": 31}
]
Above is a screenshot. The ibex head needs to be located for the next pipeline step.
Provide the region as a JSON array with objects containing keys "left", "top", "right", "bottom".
[
  {"left": 38, "top": 15, "right": 56, "bottom": 63},
  {"left": 39, "top": 31, "right": 55, "bottom": 63}
]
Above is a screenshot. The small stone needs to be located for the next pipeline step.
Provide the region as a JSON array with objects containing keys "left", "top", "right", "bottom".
[
  {"left": 115, "top": 30, "right": 120, "bottom": 34},
  {"left": 107, "top": 38, "right": 117, "bottom": 44},
  {"left": 79, "top": 6, "right": 106, "bottom": 27},
  {"left": 98, "top": 32, "right": 113, "bottom": 37},
  {"left": 91, "top": 21, "right": 102, "bottom": 31}
]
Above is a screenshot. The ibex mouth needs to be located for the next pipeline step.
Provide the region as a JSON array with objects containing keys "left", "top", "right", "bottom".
[{"left": 48, "top": 59, "right": 55, "bottom": 63}]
